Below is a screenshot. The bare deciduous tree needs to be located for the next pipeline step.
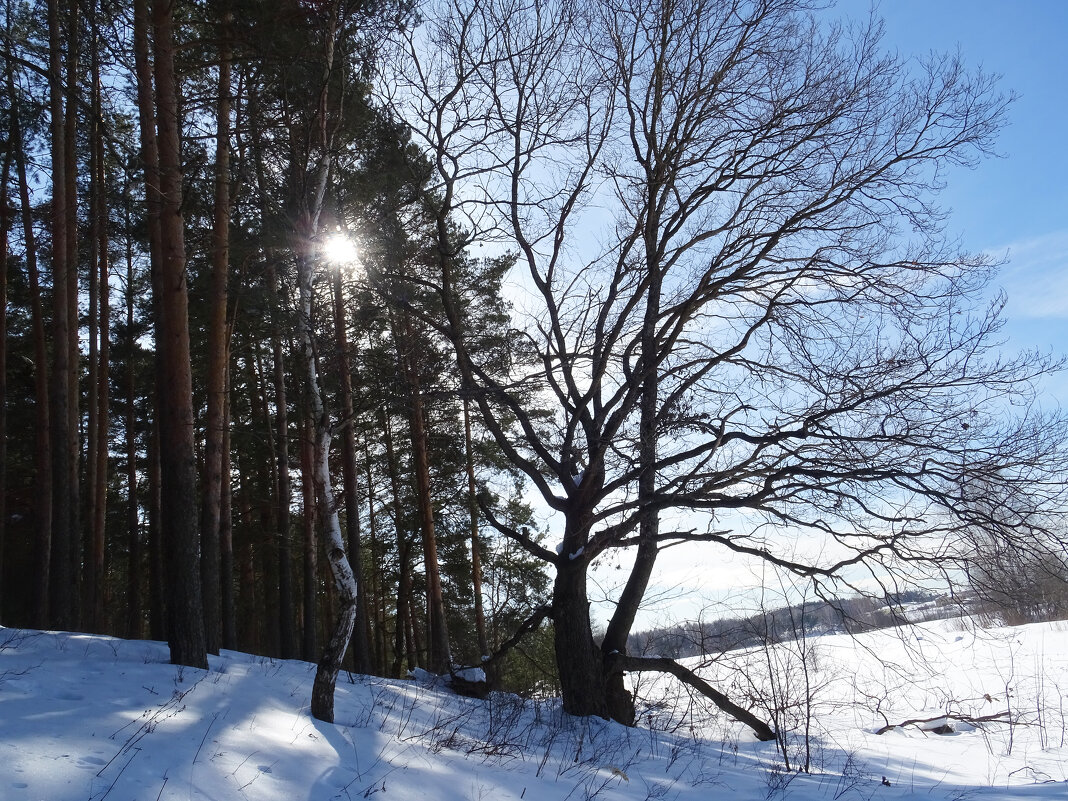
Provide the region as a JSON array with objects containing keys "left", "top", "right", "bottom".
[{"left": 388, "top": 0, "right": 1068, "bottom": 731}]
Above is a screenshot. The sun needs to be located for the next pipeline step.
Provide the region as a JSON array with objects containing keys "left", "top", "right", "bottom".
[{"left": 322, "top": 231, "right": 358, "bottom": 267}]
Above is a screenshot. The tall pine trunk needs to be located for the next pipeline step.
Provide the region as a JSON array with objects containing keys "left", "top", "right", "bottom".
[
  {"left": 62, "top": 0, "right": 81, "bottom": 628},
  {"left": 200, "top": 6, "right": 233, "bottom": 656},
  {"left": 85, "top": 10, "right": 110, "bottom": 632},
  {"left": 332, "top": 270, "right": 372, "bottom": 673},
  {"left": 268, "top": 263, "right": 297, "bottom": 658},
  {"left": 47, "top": 0, "right": 75, "bottom": 631},
  {"left": 149, "top": 0, "right": 207, "bottom": 669},
  {"left": 133, "top": 0, "right": 166, "bottom": 645},
  {"left": 0, "top": 125, "right": 10, "bottom": 623},
  {"left": 463, "top": 399, "right": 490, "bottom": 662},
  {"left": 364, "top": 449, "right": 388, "bottom": 675},
  {"left": 11, "top": 92, "right": 51, "bottom": 627},
  {"left": 393, "top": 309, "right": 450, "bottom": 673},
  {"left": 220, "top": 393, "right": 235, "bottom": 649},
  {"left": 381, "top": 409, "right": 413, "bottom": 675},
  {"left": 123, "top": 214, "right": 142, "bottom": 639}
]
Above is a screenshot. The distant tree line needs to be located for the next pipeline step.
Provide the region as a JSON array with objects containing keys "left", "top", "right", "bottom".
[{"left": 627, "top": 591, "right": 942, "bottom": 660}]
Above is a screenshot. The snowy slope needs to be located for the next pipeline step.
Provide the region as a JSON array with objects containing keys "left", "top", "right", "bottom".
[{"left": 1, "top": 620, "right": 1065, "bottom": 800}]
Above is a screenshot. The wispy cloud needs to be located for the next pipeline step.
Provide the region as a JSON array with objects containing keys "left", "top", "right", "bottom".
[{"left": 989, "top": 229, "right": 1068, "bottom": 319}]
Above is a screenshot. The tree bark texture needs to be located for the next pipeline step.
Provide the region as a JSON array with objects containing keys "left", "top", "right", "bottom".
[
  {"left": 85, "top": 12, "right": 110, "bottom": 632},
  {"left": 395, "top": 309, "right": 451, "bottom": 673},
  {"left": 150, "top": 0, "right": 207, "bottom": 670},
  {"left": 552, "top": 550, "right": 607, "bottom": 718},
  {"left": 46, "top": 0, "right": 74, "bottom": 631},
  {"left": 199, "top": 6, "right": 233, "bottom": 655},
  {"left": 10, "top": 95, "right": 51, "bottom": 628}
]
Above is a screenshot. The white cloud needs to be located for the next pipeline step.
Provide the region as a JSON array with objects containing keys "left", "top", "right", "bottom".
[{"left": 990, "top": 229, "right": 1068, "bottom": 319}]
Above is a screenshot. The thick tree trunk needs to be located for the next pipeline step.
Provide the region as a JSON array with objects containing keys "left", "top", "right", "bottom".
[
  {"left": 151, "top": 0, "right": 207, "bottom": 669},
  {"left": 552, "top": 457, "right": 612, "bottom": 718},
  {"left": 133, "top": 0, "right": 166, "bottom": 646},
  {"left": 200, "top": 7, "right": 233, "bottom": 656},
  {"left": 552, "top": 546, "right": 607, "bottom": 718}
]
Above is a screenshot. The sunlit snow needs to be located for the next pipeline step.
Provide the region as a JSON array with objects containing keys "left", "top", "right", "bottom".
[{"left": 0, "top": 618, "right": 1065, "bottom": 800}]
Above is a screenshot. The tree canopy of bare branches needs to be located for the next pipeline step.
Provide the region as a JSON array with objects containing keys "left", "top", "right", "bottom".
[{"left": 385, "top": 0, "right": 1068, "bottom": 728}]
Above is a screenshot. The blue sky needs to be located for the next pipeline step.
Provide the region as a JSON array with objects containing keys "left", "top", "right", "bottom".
[{"left": 839, "top": 0, "right": 1068, "bottom": 399}]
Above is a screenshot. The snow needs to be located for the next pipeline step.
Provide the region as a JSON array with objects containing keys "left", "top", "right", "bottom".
[
  {"left": 1, "top": 618, "right": 1066, "bottom": 800},
  {"left": 452, "top": 666, "right": 486, "bottom": 683}
]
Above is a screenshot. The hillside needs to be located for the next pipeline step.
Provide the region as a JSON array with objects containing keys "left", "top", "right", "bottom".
[{"left": 1, "top": 620, "right": 1065, "bottom": 799}]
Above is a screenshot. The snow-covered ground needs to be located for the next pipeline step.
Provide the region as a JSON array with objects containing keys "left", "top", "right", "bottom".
[{"left": 1, "top": 618, "right": 1065, "bottom": 800}]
